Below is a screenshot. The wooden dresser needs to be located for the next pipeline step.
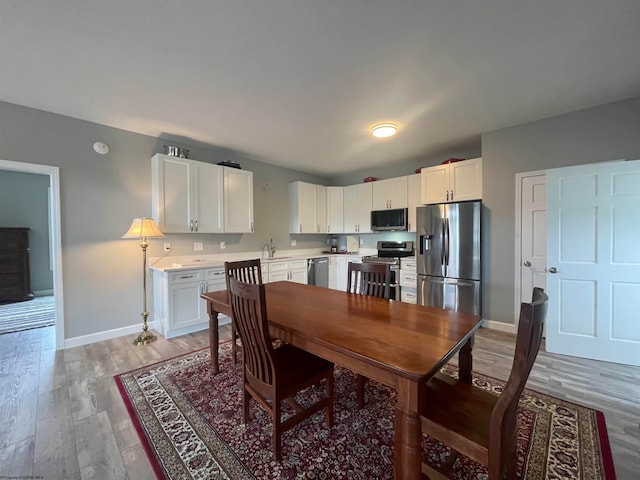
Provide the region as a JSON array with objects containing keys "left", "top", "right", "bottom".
[{"left": 0, "top": 227, "right": 34, "bottom": 303}]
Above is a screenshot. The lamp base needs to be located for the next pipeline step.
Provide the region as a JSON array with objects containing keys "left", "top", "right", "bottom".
[{"left": 133, "top": 330, "right": 157, "bottom": 346}]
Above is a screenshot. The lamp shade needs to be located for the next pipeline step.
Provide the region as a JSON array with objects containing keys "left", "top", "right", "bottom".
[{"left": 122, "top": 217, "right": 164, "bottom": 239}]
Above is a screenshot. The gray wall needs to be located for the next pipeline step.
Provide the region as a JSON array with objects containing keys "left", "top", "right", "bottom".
[
  {"left": 0, "top": 100, "right": 328, "bottom": 339},
  {"left": 481, "top": 96, "right": 640, "bottom": 325},
  {"left": 0, "top": 170, "right": 53, "bottom": 293}
]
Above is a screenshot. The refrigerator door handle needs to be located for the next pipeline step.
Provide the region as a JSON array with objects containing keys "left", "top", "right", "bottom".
[{"left": 444, "top": 217, "right": 450, "bottom": 266}]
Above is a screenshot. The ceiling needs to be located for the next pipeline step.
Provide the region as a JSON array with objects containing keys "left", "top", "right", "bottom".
[{"left": 1, "top": 1, "right": 639, "bottom": 175}]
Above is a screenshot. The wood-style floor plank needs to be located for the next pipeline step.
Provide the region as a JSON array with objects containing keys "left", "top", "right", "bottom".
[{"left": 0, "top": 324, "right": 638, "bottom": 479}]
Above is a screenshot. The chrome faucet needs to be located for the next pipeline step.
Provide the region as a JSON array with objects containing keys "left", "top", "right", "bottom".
[{"left": 263, "top": 238, "right": 276, "bottom": 258}]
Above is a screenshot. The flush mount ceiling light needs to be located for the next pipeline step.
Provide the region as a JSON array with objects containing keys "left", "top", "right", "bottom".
[{"left": 371, "top": 123, "right": 398, "bottom": 138}]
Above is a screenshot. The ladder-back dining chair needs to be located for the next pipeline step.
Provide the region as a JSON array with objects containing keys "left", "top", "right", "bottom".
[
  {"left": 419, "top": 287, "right": 549, "bottom": 480},
  {"left": 346, "top": 261, "right": 392, "bottom": 408},
  {"left": 224, "top": 259, "right": 263, "bottom": 364},
  {"left": 228, "top": 276, "right": 334, "bottom": 461}
]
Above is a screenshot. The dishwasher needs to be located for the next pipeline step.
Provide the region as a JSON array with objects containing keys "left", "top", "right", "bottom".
[{"left": 307, "top": 257, "right": 329, "bottom": 288}]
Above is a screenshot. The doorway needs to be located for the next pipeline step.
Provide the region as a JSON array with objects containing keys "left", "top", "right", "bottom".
[{"left": 0, "top": 159, "right": 64, "bottom": 349}]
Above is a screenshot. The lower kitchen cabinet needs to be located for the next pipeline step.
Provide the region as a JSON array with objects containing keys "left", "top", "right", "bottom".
[
  {"left": 153, "top": 267, "right": 230, "bottom": 338},
  {"left": 335, "top": 255, "right": 362, "bottom": 291},
  {"left": 399, "top": 257, "right": 417, "bottom": 304},
  {"left": 266, "top": 259, "right": 308, "bottom": 284}
]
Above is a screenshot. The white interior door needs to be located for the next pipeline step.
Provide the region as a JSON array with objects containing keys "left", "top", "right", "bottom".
[
  {"left": 546, "top": 160, "right": 640, "bottom": 366},
  {"left": 517, "top": 173, "right": 547, "bottom": 310}
]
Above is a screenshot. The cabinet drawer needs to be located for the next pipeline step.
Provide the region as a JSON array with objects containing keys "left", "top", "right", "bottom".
[
  {"left": 401, "top": 289, "right": 417, "bottom": 304},
  {"left": 400, "top": 259, "right": 416, "bottom": 271},
  {"left": 268, "top": 261, "right": 289, "bottom": 272},
  {"left": 399, "top": 271, "right": 417, "bottom": 287},
  {"left": 203, "top": 268, "right": 226, "bottom": 284},
  {"left": 169, "top": 270, "right": 203, "bottom": 284},
  {"left": 289, "top": 259, "right": 307, "bottom": 270}
]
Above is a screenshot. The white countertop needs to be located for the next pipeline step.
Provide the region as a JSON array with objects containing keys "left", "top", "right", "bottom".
[{"left": 149, "top": 248, "right": 377, "bottom": 272}]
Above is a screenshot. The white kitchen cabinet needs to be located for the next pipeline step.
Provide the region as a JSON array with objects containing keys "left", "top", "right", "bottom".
[
  {"left": 371, "top": 177, "right": 408, "bottom": 210},
  {"left": 151, "top": 154, "right": 224, "bottom": 233},
  {"left": 326, "top": 186, "right": 344, "bottom": 234},
  {"left": 153, "top": 267, "right": 230, "bottom": 339},
  {"left": 399, "top": 257, "right": 417, "bottom": 304},
  {"left": 328, "top": 256, "right": 338, "bottom": 289},
  {"left": 335, "top": 255, "right": 362, "bottom": 291},
  {"left": 266, "top": 259, "right": 308, "bottom": 284},
  {"left": 407, "top": 174, "right": 421, "bottom": 232},
  {"left": 224, "top": 167, "right": 254, "bottom": 233},
  {"left": 421, "top": 157, "right": 482, "bottom": 204},
  {"left": 343, "top": 183, "right": 372, "bottom": 233},
  {"left": 289, "top": 182, "right": 327, "bottom": 234}
]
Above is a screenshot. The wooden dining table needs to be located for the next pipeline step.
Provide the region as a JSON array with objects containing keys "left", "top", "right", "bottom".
[{"left": 201, "top": 281, "right": 482, "bottom": 480}]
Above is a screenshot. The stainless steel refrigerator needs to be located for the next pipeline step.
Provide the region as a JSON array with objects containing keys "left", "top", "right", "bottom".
[{"left": 416, "top": 201, "right": 481, "bottom": 315}]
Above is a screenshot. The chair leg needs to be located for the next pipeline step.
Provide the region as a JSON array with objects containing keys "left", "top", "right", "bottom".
[
  {"left": 273, "top": 399, "right": 282, "bottom": 461},
  {"left": 357, "top": 374, "right": 366, "bottom": 409},
  {"left": 231, "top": 322, "right": 238, "bottom": 364}
]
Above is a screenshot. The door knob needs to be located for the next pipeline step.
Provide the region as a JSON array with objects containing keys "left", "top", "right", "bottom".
[
  {"left": 547, "top": 267, "right": 558, "bottom": 274},
  {"left": 523, "top": 261, "right": 531, "bottom": 267}
]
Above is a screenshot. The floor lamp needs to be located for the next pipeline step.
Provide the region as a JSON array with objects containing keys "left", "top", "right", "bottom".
[{"left": 122, "top": 217, "right": 165, "bottom": 345}]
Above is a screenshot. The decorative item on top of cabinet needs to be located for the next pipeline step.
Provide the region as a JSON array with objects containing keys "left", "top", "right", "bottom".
[
  {"left": 152, "top": 154, "right": 253, "bottom": 234},
  {"left": 0, "top": 228, "right": 34, "bottom": 303},
  {"left": 371, "top": 176, "right": 408, "bottom": 210},
  {"left": 421, "top": 157, "right": 482, "bottom": 205}
]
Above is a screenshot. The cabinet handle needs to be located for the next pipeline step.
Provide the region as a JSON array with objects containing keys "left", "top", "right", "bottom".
[
  {"left": 328, "top": 225, "right": 330, "bottom": 232},
  {"left": 179, "top": 275, "right": 195, "bottom": 279},
  {"left": 189, "top": 220, "right": 194, "bottom": 231},
  {"left": 194, "top": 220, "right": 198, "bottom": 232},
  {"left": 251, "top": 222, "right": 254, "bottom": 232},
  {"left": 446, "top": 191, "right": 449, "bottom": 201},
  {"left": 212, "top": 271, "right": 225, "bottom": 275},
  {"left": 450, "top": 190, "right": 453, "bottom": 200},
  {"left": 300, "top": 223, "right": 302, "bottom": 232}
]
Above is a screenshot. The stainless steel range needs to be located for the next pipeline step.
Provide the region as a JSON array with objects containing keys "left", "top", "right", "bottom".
[{"left": 362, "top": 241, "right": 414, "bottom": 300}]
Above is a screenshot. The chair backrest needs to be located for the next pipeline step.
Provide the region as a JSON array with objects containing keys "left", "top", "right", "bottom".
[
  {"left": 227, "top": 276, "right": 276, "bottom": 387},
  {"left": 490, "top": 287, "right": 549, "bottom": 467},
  {"left": 224, "top": 259, "right": 263, "bottom": 291},
  {"left": 346, "top": 262, "right": 391, "bottom": 299}
]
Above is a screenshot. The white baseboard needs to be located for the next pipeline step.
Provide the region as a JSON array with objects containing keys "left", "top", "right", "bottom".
[
  {"left": 64, "top": 320, "right": 160, "bottom": 349},
  {"left": 481, "top": 318, "right": 517, "bottom": 334}
]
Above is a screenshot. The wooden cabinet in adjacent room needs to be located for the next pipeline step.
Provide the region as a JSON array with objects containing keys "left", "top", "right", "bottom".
[{"left": 0, "top": 227, "right": 34, "bottom": 303}]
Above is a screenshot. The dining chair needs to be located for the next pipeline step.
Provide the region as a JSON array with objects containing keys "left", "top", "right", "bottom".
[
  {"left": 346, "top": 261, "right": 392, "bottom": 408},
  {"left": 227, "top": 276, "right": 334, "bottom": 461},
  {"left": 224, "top": 259, "right": 263, "bottom": 364},
  {"left": 419, "top": 287, "right": 549, "bottom": 480}
]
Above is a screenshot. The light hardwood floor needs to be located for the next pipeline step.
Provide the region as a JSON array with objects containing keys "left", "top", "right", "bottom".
[{"left": 0, "top": 325, "right": 638, "bottom": 480}]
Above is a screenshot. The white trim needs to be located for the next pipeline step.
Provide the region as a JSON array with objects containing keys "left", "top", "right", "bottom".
[
  {"left": 514, "top": 169, "right": 546, "bottom": 329},
  {"left": 0, "top": 159, "right": 65, "bottom": 350},
  {"left": 65, "top": 321, "right": 161, "bottom": 349},
  {"left": 33, "top": 289, "right": 54, "bottom": 297},
  {"left": 481, "top": 318, "right": 517, "bottom": 334}
]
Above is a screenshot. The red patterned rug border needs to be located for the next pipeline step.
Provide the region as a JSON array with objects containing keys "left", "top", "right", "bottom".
[{"left": 595, "top": 410, "right": 616, "bottom": 480}]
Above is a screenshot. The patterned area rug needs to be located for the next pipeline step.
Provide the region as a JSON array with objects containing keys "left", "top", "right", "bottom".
[
  {"left": 0, "top": 295, "right": 55, "bottom": 335},
  {"left": 115, "top": 343, "right": 615, "bottom": 479}
]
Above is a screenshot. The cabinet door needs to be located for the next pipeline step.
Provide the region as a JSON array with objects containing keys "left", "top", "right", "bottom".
[
  {"left": 450, "top": 157, "right": 482, "bottom": 202},
  {"left": 335, "top": 257, "right": 349, "bottom": 291},
  {"left": 289, "top": 182, "right": 317, "bottom": 233},
  {"left": 343, "top": 185, "right": 359, "bottom": 233},
  {"left": 194, "top": 162, "right": 224, "bottom": 233},
  {"left": 316, "top": 185, "right": 327, "bottom": 233},
  {"left": 371, "top": 180, "right": 390, "bottom": 210},
  {"left": 407, "top": 174, "right": 421, "bottom": 232},
  {"left": 326, "top": 186, "right": 344, "bottom": 234},
  {"left": 224, "top": 168, "right": 254, "bottom": 233},
  {"left": 152, "top": 154, "right": 194, "bottom": 233},
  {"left": 289, "top": 267, "right": 307, "bottom": 284},
  {"left": 269, "top": 270, "right": 289, "bottom": 282},
  {"left": 421, "top": 164, "right": 449, "bottom": 205},
  {"left": 328, "top": 257, "right": 338, "bottom": 289},
  {"left": 356, "top": 183, "right": 373, "bottom": 233},
  {"left": 372, "top": 177, "right": 407, "bottom": 209},
  {"left": 168, "top": 281, "right": 205, "bottom": 330}
]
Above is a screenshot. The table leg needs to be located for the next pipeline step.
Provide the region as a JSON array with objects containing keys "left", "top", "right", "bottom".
[
  {"left": 458, "top": 335, "right": 474, "bottom": 383},
  {"left": 394, "top": 377, "right": 421, "bottom": 480},
  {"left": 207, "top": 303, "right": 220, "bottom": 374}
]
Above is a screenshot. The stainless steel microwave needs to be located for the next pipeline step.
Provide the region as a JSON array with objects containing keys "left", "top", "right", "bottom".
[{"left": 370, "top": 208, "right": 408, "bottom": 231}]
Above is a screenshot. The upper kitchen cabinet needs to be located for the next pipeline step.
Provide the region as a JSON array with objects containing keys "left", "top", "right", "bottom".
[
  {"left": 326, "top": 186, "right": 344, "bottom": 234},
  {"left": 223, "top": 167, "right": 254, "bottom": 233},
  {"left": 343, "top": 183, "right": 372, "bottom": 233},
  {"left": 152, "top": 154, "right": 223, "bottom": 233},
  {"left": 289, "top": 182, "right": 327, "bottom": 233},
  {"left": 371, "top": 177, "right": 407, "bottom": 210},
  {"left": 152, "top": 154, "right": 253, "bottom": 234},
  {"left": 421, "top": 157, "right": 482, "bottom": 204},
  {"left": 406, "top": 173, "right": 421, "bottom": 232}
]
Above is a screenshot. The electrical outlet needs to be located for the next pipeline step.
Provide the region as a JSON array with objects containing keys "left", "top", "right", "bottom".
[
  {"left": 326, "top": 238, "right": 330, "bottom": 244},
  {"left": 291, "top": 239, "right": 297, "bottom": 246},
  {"left": 194, "top": 242, "right": 204, "bottom": 251},
  {"left": 360, "top": 238, "right": 364, "bottom": 246},
  {"left": 163, "top": 242, "right": 171, "bottom": 252},
  {"left": 220, "top": 241, "right": 226, "bottom": 249}
]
